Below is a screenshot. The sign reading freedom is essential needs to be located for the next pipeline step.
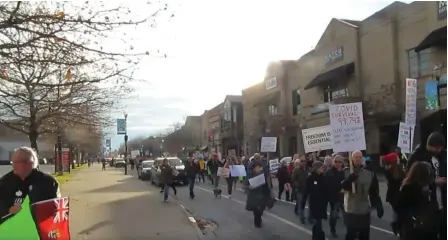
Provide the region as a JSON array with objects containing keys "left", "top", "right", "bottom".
[
  {"left": 302, "top": 125, "right": 333, "bottom": 153},
  {"left": 329, "top": 102, "right": 366, "bottom": 152}
]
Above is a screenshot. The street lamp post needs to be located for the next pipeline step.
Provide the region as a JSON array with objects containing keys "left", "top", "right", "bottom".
[
  {"left": 57, "top": 126, "right": 63, "bottom": 175},
  {"left": 124, "top": 113, "right": 129, "bottom": 175}
]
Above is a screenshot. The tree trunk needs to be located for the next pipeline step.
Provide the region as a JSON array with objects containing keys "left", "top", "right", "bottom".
[{"left": 29, "top": 130, "right": 39, "bottom": 153}]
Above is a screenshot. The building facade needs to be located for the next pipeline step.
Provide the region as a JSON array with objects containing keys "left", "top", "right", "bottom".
[
  {"left": 220, "top": 95, "right": 244, "bottom": 157},
  {"left": 243, "top": 1, "right": 447, "bottom": 161},
  {"left": 207, "top": 102, "right": 223, "bottom": 153}
]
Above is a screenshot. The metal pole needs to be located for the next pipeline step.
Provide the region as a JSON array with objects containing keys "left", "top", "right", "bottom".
[
  {"left": 57, "top": 126, "right": 63, "bottom": 175},
  {"left": 124, "top": 115, "right": 128, "bottom": 175}
]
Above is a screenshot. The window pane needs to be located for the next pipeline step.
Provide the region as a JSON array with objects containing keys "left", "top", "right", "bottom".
[
  {"left": 232, "top": 107, "right": 237, "bottom": 123},
  {"left": 408, "top": 50, "right": 419, "bottom": 78},
  {"left": 419, "top": 49, "right": 432, "bottom": 76}
]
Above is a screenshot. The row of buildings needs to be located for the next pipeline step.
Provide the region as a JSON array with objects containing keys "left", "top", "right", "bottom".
[{"left": 164, "top": 1, "right": 447, "bottom": 160}]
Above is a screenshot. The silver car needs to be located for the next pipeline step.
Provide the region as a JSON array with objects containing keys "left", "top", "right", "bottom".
[{"left": 138, "top": 160, "right": 154, "bottom": 180}]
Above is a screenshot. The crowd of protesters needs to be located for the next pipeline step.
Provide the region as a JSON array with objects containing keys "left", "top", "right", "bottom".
[{"left": 162, "top": 131, "right": 445, "bottom": 240}]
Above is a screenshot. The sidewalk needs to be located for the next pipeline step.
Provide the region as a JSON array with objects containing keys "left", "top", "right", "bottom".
[{"left": 63, "top": 164, "right": 200, "bottom": 240}]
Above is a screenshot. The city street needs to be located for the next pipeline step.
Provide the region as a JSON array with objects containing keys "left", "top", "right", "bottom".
[{"left": 127, "top": 170, "right": 399, "bottom": 240}]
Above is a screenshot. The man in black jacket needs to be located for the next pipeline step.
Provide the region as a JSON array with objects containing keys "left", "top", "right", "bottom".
[
  {"left": 407, "top": 132, "right": 447, "bottom": 240},
  {"left": 185, "top": 157, "right": 199, "bottom": 199},
  {"left": 0, "top": 147, "right": 60, "bottom": 222},
  {"left": 324, "top": 155, "right": 345, "bottom": 237},
  {"left": 206, "top": 153, "right": 223, "bottom": 190}
]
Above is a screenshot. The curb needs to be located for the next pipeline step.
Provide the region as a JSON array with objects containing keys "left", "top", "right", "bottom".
[{"left": 175, "top": 199, "right": 206, "bottom": 240}]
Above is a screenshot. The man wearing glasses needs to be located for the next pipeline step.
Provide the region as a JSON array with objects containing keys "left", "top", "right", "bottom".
[
  {"left": 290, "top": 155, "right": 309, "bottom": 224},
  {"left": 0, "top": 147, "right": 60, "bottom": 221},
  {"left": 324, "top": 155, "right": 345, "bottom": 237}
]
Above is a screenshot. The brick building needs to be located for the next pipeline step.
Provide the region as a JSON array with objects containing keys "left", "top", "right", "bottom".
[
  {"left": 220, "top": 95, "right": 244, "bottom": 156},
  {"left": 207, "top": 102, "right": 224, "bottom": 153},
  {"left": 243, "top": 1, "right": 447, "bottom": 160}
]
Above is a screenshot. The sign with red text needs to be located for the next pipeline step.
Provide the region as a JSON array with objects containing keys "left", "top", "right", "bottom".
[
  {"left": 405, "top": 78, "right": 417, "bottom": 126},
  {"left": 329, "top": 102, "right": 366, "bottom": 152}
]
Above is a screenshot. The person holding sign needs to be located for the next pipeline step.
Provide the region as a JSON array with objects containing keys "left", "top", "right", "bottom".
[
  {"left": 341, "top": 151, "right": 383, "bottom": 240},
  {"left": 207, "top": 153, "right": 224, "bottom": 192},
  {"left": 245, "top": 153, "right": 275, "bottom": 228},
  {"left": 224, "top": 157, "right": 238, "bottom": 198}
]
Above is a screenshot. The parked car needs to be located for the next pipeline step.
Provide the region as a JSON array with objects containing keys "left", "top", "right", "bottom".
[
  {"left": 150, "top": 157, "right": 187, "bottom": 186},
  {"left": 137, "top": 160, "right": 154, "bottom": 180},
  {"left": 114, "top": 158, "right": 126, "bottom": 168}
]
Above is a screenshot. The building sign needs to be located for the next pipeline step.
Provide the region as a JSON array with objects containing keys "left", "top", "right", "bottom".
[
  {"left": 265, "top": 77, "right": 277, "bottom": 90},
  {"left": 405, "top": 78, "right": 417, "bottom": 126},
  {"left": 325, "top": 47, "right": 343, "bottom": 65},
  {"left": 301, "top": 125, "right": 333, "bottom": 153},
  {"left": 438, "top": 1, "right": 447, "bottom": 20}
]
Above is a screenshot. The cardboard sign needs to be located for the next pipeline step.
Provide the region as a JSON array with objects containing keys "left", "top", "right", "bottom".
[
  {"left": 329, "top": 102, "right": 366, "bottom": 152},
  {"left": 302, "top": 125, "right": 333, "bottom": 153},
  {"left": 229, "top": 165, "right": 246, "bottom": 177},
  {"left": 217, "top": 167, "right": 230, "bottom": 177},
  {"left": 405, "top": 78, "right": 417, "bottom": 126},
  {"left": 269, "top": 159, "right": 280, "bottom": 172},
  {"left": 397, "top": 122, "right": 415, "bottom": 154},
  {"left": 260, "top": 137, "right": 277, "bottom": 152}
]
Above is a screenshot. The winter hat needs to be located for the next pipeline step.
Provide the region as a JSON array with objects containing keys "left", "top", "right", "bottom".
[
  {"left": 311, "top": 161, "right": 324, "bottom": 172},
  {"left": 382, "top": 152, "right": 398, "bottom": 164}
]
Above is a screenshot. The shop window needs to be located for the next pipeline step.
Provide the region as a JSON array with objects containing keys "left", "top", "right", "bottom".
[
  {"left": 408, "top": 48, "right": 432, "bottom": 78},
  {"left": 292, "top": 89, "right": 301, "bottom": 115},
  {"left": 232, "top": 106, "right": 237, "bottom": 123}
]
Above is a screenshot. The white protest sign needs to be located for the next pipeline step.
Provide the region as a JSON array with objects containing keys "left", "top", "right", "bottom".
[
  {"left": 329, "top": 102, "right": 366, "bottom": 152},
  {"left": 405, "top": 78, "right": 417, "bottom": 126},
  {"left": 260, "top": 137, "right": 277, "bottom": 152},
  {"left": 217, "top": 167, "right": 230, "bottom": 177},
  {"left": 302, "top": 125, "right": 333, "bottom": 153},
  {"left": 248, "top": 173, "right": 266, "bottom": 188},
  {"left": 131, "top": 150, "right": 140, "bottom": 157},
  {"left": 269, "top": 158, "right": 280, "bottom": 172},
  {"left": 229, "top": 165, "right": 246, "bottom": 177},
  {"left": 397, "top": 122, "right": 415, "bottom": 154}
]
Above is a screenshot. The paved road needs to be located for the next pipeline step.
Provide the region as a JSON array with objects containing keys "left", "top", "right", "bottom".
[
  {"left": 127, "top": 169, "right": 398, "bottom": 240},
  {"left": 0, "top": 164, "right": 55, "bottom": 176}
]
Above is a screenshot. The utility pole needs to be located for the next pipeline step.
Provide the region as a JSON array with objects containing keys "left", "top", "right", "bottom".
[{"left": 124, "top": 113, "right": 128, "bottom": 175}]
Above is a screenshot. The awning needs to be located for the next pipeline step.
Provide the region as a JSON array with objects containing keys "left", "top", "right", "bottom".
[
  {"left": 414, "top": 26, "right": 447, "bottom": 52},
  {"left": 200, "top": 145, "right": 208, "bottom": 151},
  {"left": 253, "top": 91, "right": 280, "bottom": 107},
  {"left": 304, "top": 62, "right": 355, "bottom": 90}
]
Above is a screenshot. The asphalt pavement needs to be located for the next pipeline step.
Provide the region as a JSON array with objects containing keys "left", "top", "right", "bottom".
[{"left": 127, "top": 169, "right": 399, "bottom": 240}]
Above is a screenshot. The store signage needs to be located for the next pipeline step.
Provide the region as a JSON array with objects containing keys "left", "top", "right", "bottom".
[
  {"left": 325, "top": 47, "right": 343, "bottom": 65},
  {"left": 438, "top": 1, "right": 447, "bottom": 20}
]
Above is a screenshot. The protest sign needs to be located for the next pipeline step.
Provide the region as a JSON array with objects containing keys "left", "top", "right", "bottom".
[
  {"left": 269, "top": 159, "right": 280, "bottom": 173},
  {"left": 425, "top": 81, "right": 439, "bottom": 110},
  {"left": 302, "top": 125, "right": 332, "bottom": 153},
  {"left": 260, "top": 137, "right": 277, "bottom": 152},
  {"left": 397, "top": 122, "right": 415, "bottom": 154},
  {"left": 131, "top": 150, "right": 140, "bottom": 157},
  {"left": 329, "top": 102, "right": 366, "bottom": 152},
  {"left": 229, "top": 165, "right": 246, "bottom": 177},
  {"left": 405, "top": 78, "right": 417, "bottom": 126},
  {"left": 217, "top": 167, "right": 230, "bottom": 177},
  {"left": 248, "top": 174, "right": 266, "bottom": 188}
]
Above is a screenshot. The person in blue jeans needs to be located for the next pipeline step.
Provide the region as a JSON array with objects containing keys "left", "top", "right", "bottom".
[
  {"left": 160, "top": 158, "right": 175, "bottom": 202},
  {"left": 185, "top": 157, "right": 199, "bottom": 199}
]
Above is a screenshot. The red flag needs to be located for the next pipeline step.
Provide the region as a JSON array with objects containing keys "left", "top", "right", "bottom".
[{"left": 32, "top": 197, "right": 70, "bottom": 240}]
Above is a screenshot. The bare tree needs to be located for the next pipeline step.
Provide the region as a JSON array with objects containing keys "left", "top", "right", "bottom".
[{"left": 0, "top": 1, "right": 172, "bottom": 151}]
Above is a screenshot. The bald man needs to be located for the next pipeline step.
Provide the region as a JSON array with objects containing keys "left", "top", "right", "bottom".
[
  {"left": 340, "top": 151, "right": 383, "bottom": 240},
  {"left": 0, "top": 147, "right": 60, "bottom": 221}
]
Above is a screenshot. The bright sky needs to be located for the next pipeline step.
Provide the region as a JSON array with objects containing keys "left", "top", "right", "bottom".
[{"left": 110, "top": 0, "right": 407, "bottom": 150}]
